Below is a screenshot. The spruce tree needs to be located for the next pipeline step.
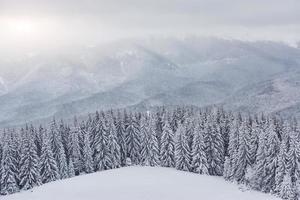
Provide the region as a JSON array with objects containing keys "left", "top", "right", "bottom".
[
  {"left": 226, "top": 117, "right": 240, "bottom": 180},
  {"left": 49, "top": 119, "right": 68, "bottom": 179},
  {"left": 223, "top": 156, "right": 232, "bottom": 180},
  {"left": 125, "top": 113, "right": 141, "bottom": 165},
  {"left": 234, "top": 120, "right": 250, "bottom": 183},
  {"left": 19, "top": 126, "right": 41, "bottom": 190},
  {"left": 249, "top": 119, "right": 260, "bottom": 166},
  {"left": 0, "top": 133, "right": 19, "bottom": 195},
  {"left": 7, "top": 129, "right": 21, "bottom": 187},
  {"left": 191, "top": 121, "right": 208, "bottom": 174},
  {"left": 160, "top": 114, "right": 175, "bottom": 168},
  {"left": 67, "top": 159, "right": 76, "bottom": 178},
  {"left": 208, "top": 117, "right": 224, "bottom": 176},
  {"left": 148, "top": 115, "right": 160, "bottom": 166},
  {"left": 251, "top": 129, "right": 267, "bottom": 191},
  {"left": 280, "top": 174, "right": 296, "bottom": 200},
  {"left": 95, "top": 113, "right": 112, "bottom": 170},
  {"left": 40, "top": 130, "right": 59, "bottom": 183},
  {"left": 275, "top": 139, "right": 289, "bottom": 193},
  {"left": 82, "top": 129, "right": 94, "bottom": 173},
  {"left": 140, "top": 114, "right": 151, "bottom": 166},
  {"left": 107, "top": 117, "right": 121, "bottom": 169},
  {"left": 115, "top": 111, "right": 127, "bottom": 166},
  {"left": 175, "top": 123, "right": 191, "bottom": 171},
  {"left": 262, "top": 121, "right": 280, "bottom": 193}
]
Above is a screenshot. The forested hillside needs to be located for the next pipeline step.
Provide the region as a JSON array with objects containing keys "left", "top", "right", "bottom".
[{"left": 0, "top": 106, "right": 299, "bottom": 199}]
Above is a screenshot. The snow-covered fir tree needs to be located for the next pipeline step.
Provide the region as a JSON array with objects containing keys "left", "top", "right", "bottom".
[
  {"left": 160, "top": 113, "right": 175, "bottom": 168},
  {"left": 280, "top": 174, "right": 296, "bottom": 200},
  {"left": 175, "top": 122, "right": 191, "bottom": 171},
  {"left": 191, "top": 120, "right": 208, "bottom": 174},
  {"left": 40, "top": 129, "right": 59, "bottom": 183},
  {"left": 140, "top": 114, "right": 151, "bottom": 166},
  {"left": 0, "top": 132, "right": 19, "bottom": 195},
  {"left": 19, "top": 126, "right": 41, "bottom": 190},
  {"left": 115, "top": 111, "right": 127, "bottom": 166},
  {"left": 234, "top": 120, "right": 251, "bottom": 183},
  {"left": 125, "top": 113, "right": 141, "bottom": 165},
  {"left": 94, "top": 113, "right": 112, "bottom": 170},
  {"left": 107, "top": 117, "right": 121, "bottom": 169},
  {"left": 148, "top": 114, "right": 160, "bottom": 167},
  {"left": 49, "top": 120, "right": 68, "bottom": 179}
]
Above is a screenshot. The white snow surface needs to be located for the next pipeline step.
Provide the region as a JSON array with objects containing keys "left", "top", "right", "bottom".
[{"left": 3, "top": 166, "right": 279, "bottom": 200}]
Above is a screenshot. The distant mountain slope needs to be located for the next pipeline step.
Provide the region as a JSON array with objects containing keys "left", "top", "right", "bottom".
[
  {"left": 2, "top": 167, "right": 279, "bottom": 200},
  {"left": 133, "top": 80, "right": 232, "bottom": 109},
  {"left": 0, "top": 37, "right": 300, "bottom": 126},
  {"left": 222, "top": 70, "right": 300, "bottom": 118}
]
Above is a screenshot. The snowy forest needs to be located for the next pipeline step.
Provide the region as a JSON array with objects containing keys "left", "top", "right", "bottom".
[{"left": 0, "top": 106, "right": 299, "bottom": 200}]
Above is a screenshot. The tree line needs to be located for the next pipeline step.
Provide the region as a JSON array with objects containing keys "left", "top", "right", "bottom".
[{"left": 0, "top": 106, "right": 299, "bottom": 200}]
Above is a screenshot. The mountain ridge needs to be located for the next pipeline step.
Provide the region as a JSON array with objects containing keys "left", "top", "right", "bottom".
[{"left": 0, "top": 37, "right": 300, "bottom": 127}]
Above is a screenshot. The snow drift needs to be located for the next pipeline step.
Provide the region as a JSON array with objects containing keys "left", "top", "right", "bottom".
[{"left": 2, "top": 167, "right": 279, "bottom": 200}]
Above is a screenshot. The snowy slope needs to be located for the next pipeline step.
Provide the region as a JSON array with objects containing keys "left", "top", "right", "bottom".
[{"left": 2, "top": 167, "right": 279, "bottom": 200}]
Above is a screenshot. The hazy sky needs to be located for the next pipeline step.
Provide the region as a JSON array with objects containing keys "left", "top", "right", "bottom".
[{"left": 0, "top": 0, "right": 300, "bottom": 49}]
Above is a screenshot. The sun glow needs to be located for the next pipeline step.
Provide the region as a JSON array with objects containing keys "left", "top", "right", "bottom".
[
  {"left": 8, "top": 19, "right": 37, "bottom": 35},
  {"left": 0, "top": 17, "right": 41, "bottom": 39},
  {"left": 0, "top": 17, "right": 56, "bottom": 47}
]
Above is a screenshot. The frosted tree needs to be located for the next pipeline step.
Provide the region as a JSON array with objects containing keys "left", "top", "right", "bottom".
[
  {"left": 63, "top": 126, "right": 72, "bottom": 160},
  {"left": 89, "top": 112, "right": 100, "bottom": 164},
  {"left": 208, "top": 118, "right": 224, "bottom": 176},
  {"left": 91, "top": 113, "right": 105, "bottom": 171},
  {"left": 185, "top": 117, "right": 195, "bottom": 158},
  {"left": 82, "top": 129, "right": 94, "bottom": 174},
  {"left": 19, "top": 126, "right": 41, "bottom": 190},
  {"left": 107, "top": 117, "right": 121, "bottom": 169},
  {"left": 275, "top": 138, "right": 289, "bottom": 193},
  {"left": 140, "top": 114, "right": 151, "bottom": 166},
  {"left": 115, "top": 111, "right": 127, "bottom": 166},
  {"left": 223, "top": 156, "right": 232, "bottom": 180},
  {"left": 95, "top": 113, "right": 112, "bottom": 170},
  {"left": 160, "top": 114, "right": 175, "bottom": 168},
  {"left": 226, "top": 117, "right": 240, "bottom": 180},
  {"left": 155, "top": 109, "right": 164, "bottom": 147},
  {"left": 244, "top": 116, "right": 256, "bottom": 166},
  {"left": 262, "top": 120, "right": 280, "bottom": 193},
  {"left": 125, "top": 113, "right": 141, "bottom": 165},
  {"left": 40, "top": 130, "right": 59, "bottom": 183},
  {"left": 175, "top": 123, "right": 191, "bottom": 171},
  {"left": 49, "top": 119, "right": 68, "bottom": 179},
  {"left": 0, "top": 133, "right": 19, "bottom": 195},
  {"left": 34, "top": 126, "right": 43, "bottom": 158},
  {"left": 251, "top": 129, "right": 267, "bottom": 191},
  {"left": 286, "top": 128, "right": 300, "bottom": 198},
  {"left": 191, "top": 121, "right": 208, "bottom": 174},
  {"left": 170, "top": 110, "right": 179, "bottom": 134},
  {"left": 280, "top": 174, "right": 296, "bottom": 200},
  {"left": 234, "top": 120, "right": 251, "bottom": 183},
  {"left": 67, "top": 159, "right": 75, "bottom": 178},
  {"left": 7, "top": 129, "right": 21, "bottom": 186},
  {"left": 249, "top": 119, "right": 260, "bottom": 166},
  {"left": 148, "top": 115, "right": 160, "bottom": 166}
]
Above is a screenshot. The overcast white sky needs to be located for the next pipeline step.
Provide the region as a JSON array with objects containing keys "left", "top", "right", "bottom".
[{"left": 0, "top": 0, "right": 300, "bottom": 49}]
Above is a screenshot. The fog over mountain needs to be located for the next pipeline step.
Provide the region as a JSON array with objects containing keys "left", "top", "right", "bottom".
[
  {"left": 0, "top": 0, "right": 300, "bottom": 126},
  {"left": 0, "top": 37, "right": 299, "bottom": 127}
]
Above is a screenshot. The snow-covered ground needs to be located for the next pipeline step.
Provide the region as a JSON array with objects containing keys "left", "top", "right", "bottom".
[{"left": 3, "top": 167, "right": 279, "bottom": 200}]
